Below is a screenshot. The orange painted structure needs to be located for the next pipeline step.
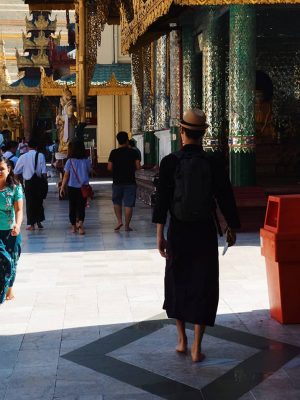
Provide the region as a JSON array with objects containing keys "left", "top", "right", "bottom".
[{"left": 260, "top": 195, "right": 300, "bottom": 324}]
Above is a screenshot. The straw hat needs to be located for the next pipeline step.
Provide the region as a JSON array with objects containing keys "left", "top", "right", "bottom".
[{"left": 179, "top": 108, "right": 209, "bottom": 131}]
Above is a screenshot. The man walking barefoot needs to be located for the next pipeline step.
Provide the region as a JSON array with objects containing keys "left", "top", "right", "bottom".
[
  {"left": 108, "top": 132, "right": 141, "bottom": 231},
  {"left": 153, "top": 109, "right": 240, "bottom": 362}
]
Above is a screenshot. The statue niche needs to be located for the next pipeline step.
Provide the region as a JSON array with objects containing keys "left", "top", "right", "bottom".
[{"left": 56, "top": 86, "right": 76, "bottom": 156}]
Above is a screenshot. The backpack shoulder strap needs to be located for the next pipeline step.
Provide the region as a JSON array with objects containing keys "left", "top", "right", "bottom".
[
  {"left": 70, "top": 159, "right": 82, "bottom": 185},
  {"left": 34, "top": 151, "right": 39, "bottom": 172}
]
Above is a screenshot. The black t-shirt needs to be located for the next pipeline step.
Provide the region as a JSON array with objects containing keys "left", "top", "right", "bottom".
[{"left": 108, "top": 147, "right": 139, "bottom": 185}]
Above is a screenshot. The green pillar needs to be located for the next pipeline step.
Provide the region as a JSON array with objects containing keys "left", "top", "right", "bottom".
[
  {"left": 182, "top": 26, "right": 200, "bottom": 111},
  {"left": 229, "top": 5, "right": 256, "bottom": 186},
  {"left": 202, "top": 7, "right": 224, "bottom": 152}
]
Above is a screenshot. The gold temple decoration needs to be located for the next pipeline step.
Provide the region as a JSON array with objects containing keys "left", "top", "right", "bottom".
[
  {"left": 16, "top": 48, "right": 50, "bottom": 68},
  {"left": 34, "top": 31, "right": 50, "bottom": 48},
  {"left": 0, "top": 38, "right": 11, "bottom": 87},
  {"left": 50, "top": 32, "right": 62, "bottom": 46},
  {"left": 40, "top": 67, "right": 76, "bottom": 96},
  {"left": 26, "top": 14, "right": 57, "bottom": 31},
  {"left": 16, "top": 49, "right": 34, "bottom": 68},
  {"left": 86, "top": 0, "right": 110, "bottom": 84},
  {"left": 0, "top": 79, "right": 41, "bottom": 96},
  {"left": 0, "top": 98, "right": 21, "bottom": 139},
  {"left": 31, "top": 49, "right": 50, "bottom": 66},
  {"left": 22, "top": 30, "right": 55, "bottom": 49},
  {"left": 120, "top": 0, "right": 300, "bottom": 53},
  {"left": 40, "top": 68, "right": 131, "bottom": 97},
  {"left": 89, "top": 72, "right": 132, "bottom": 96}
]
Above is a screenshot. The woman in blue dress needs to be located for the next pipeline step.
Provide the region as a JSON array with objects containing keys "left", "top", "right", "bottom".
[{"left": 0, "top": 156, "right": 23, "bottom": 303}]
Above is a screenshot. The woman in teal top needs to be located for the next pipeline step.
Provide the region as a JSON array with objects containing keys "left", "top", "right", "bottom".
[{"left": 0, "top": 156, "right": 23, "bottom": 303}]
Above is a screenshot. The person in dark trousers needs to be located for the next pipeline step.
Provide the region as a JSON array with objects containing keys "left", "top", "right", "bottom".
[
  {"left": 60, "top": 140, "right": 91, "bottom": 235},
  {"left": 14, "top": 139, "right": 47, "bottom": 231},
  {"left": 153, "top": 108, "right": 240, "bottom": 362},
  {"left": 108, "top": 131, "right": 141, "bottom": 231}
]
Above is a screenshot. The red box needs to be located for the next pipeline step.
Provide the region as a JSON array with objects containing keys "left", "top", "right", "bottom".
[{"left": 260, "top": 195, "right": 300, "bottom": 324}]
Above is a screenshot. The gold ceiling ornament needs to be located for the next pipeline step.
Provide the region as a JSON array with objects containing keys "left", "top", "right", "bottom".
[
  {"left": 120, "top": 0, "right": 173, "bottom": 54},
  {"left": 120, "top": 0, "right": 300, "bottom": 53},
  {"left": 86, "top": 0, "right": 111, "bottom": 84}
]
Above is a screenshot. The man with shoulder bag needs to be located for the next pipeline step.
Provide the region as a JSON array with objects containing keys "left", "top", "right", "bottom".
[
  {"left": 153, "top": 108, "right": 240, "bottom": 363},
  {"left": 14, "top": 139, "right": 48, "bottom": 231}
]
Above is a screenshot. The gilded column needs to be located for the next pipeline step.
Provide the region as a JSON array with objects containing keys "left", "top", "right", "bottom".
[
  {"left": 131, "top": 51, "right": 143, "bottom": 135},
  {"left": 229, "top": 5, "right": 256, "bottom": 186},
  {"left": 142, "top": 43, "right": 156, "bottom": 165},
  {"left": 202, "top": 7, "right": 224, "bottom": 152},
  {"left": 182, "top": 25, "right": 199, "bottom": 111},
  {"left": 169, "top": 29, "right": 181, "bottom": 151},
  {"left": 154, "top": 34, "right": 169, "bottom": 130},
  {"left": 76, "top": 0, "right": 86, "bottom": 123}
]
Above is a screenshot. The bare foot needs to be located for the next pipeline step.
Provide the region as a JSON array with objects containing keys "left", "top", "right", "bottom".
[
  {"left": 114, "top": 223, "right": 123, "bottom": 231},
  {"left": 78, "top": 227, "right": 85, "bottom": 235},
  {"left": 6, "top": 288, "right": 15, "bottom": 301},
  {"left": 176, "top": 336, "right": 187, "bottom": 354},
  {"left": 71, "top": 225, "right": 77, "bottom": 234},
  {"left": 191, "top": 342, "right": 206, "bottom": 362},
  {"left": 76, "top": 222, "right": 85, "bottom": 235},
  {"left": 26, "top": 225, "right": 35, "bottom": 231},
  {"left": 125, "top": 226, "right": 133, "bottom": 232}
]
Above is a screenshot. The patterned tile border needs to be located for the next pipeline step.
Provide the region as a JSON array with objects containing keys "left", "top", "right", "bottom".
[{"left": 62, "top": 315, "right": 300, "bottom": 400}]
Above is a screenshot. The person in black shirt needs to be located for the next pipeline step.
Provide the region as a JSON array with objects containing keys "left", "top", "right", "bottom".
[
  {"left": 108, "top": 131, "right": 141, "bottom": 231},
  {"left": 153, "top": 109, "right": 240, "bottom": 362}
]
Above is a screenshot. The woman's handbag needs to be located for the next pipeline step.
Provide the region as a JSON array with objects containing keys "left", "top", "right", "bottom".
[
  {"left": 80, "top": 184, "right": 94, "bottom": 199},
  {"left": 70, "top": 159, "right": 94, "bottom": 199}
]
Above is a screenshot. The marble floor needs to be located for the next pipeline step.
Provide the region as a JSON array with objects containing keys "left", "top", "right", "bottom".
[{"left": 0, "top": 178, "right": 299, "bottom": 400}]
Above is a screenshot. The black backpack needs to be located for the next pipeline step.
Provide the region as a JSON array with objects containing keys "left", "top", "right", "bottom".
[{"left": 171, "top": 150, "right": 213, "bottom": 222}]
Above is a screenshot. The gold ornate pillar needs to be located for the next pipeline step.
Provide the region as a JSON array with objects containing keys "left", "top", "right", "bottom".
[{"left": 76, "top": 0, "right": 86, "bottom": 123}]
